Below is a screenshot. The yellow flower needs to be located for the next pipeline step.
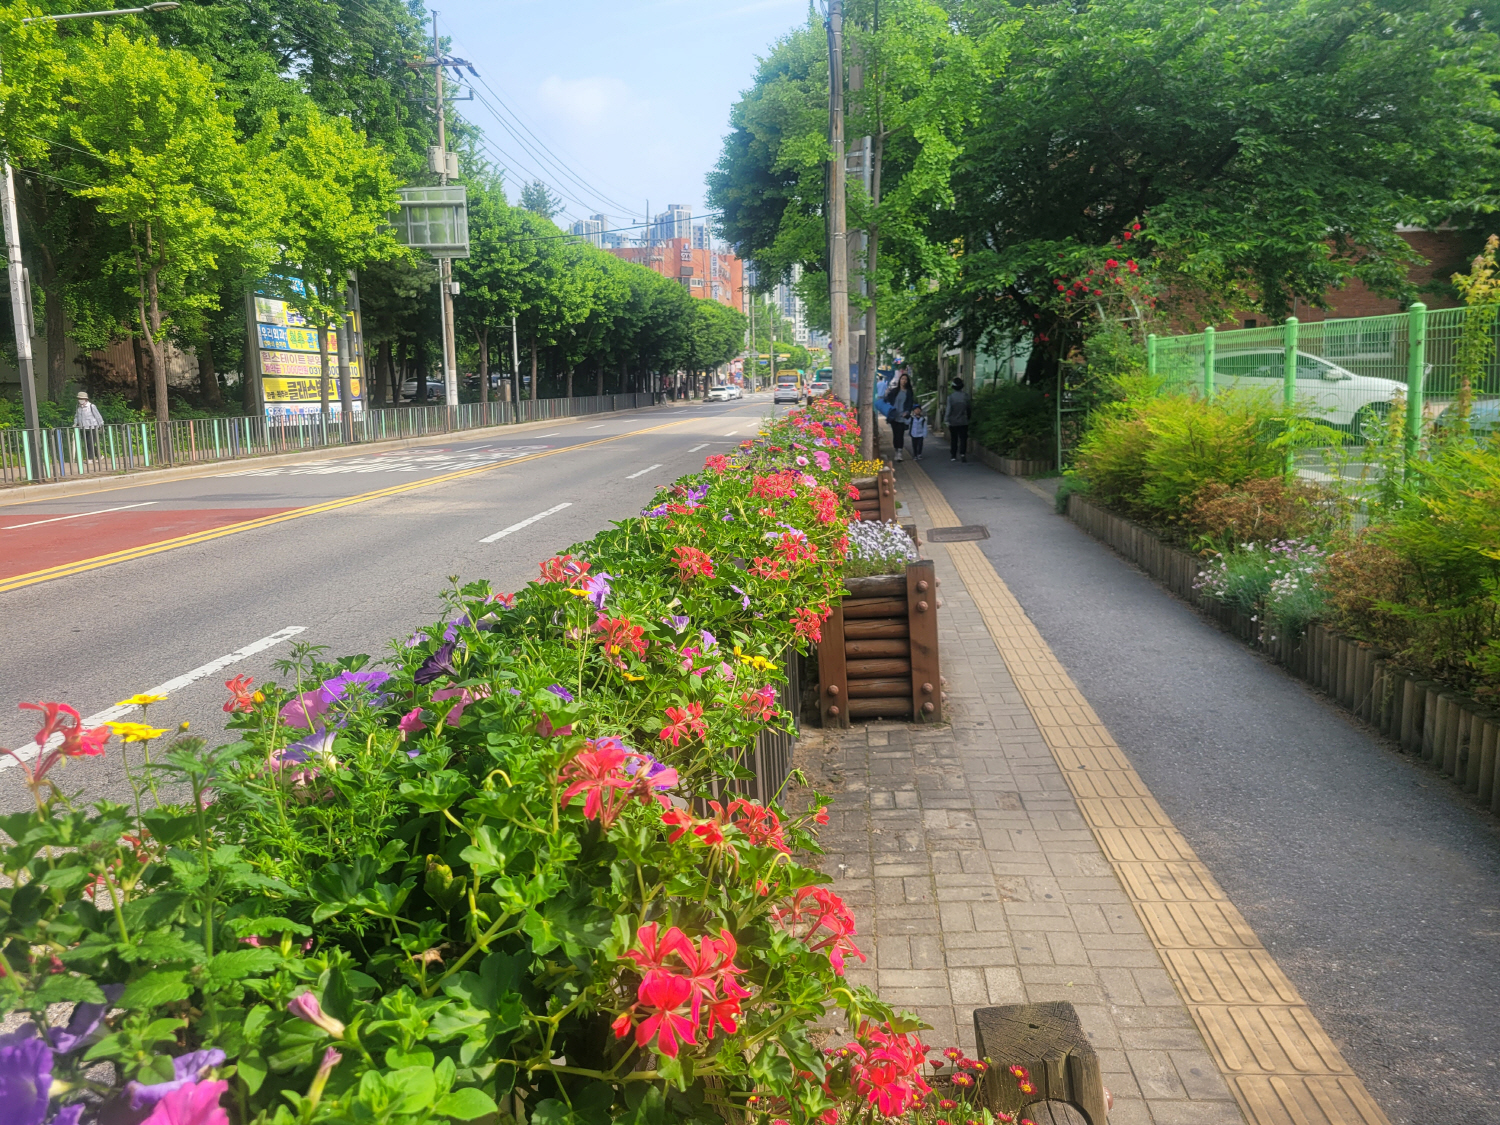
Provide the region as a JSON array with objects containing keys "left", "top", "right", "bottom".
[
  {"left": 116, "top": 693, "right": 167, "bottom": 707},
  {"left": 621, "top": 672, "right": 644, "bottom": 682},
  {"left": 565, "top": 588, "right": 591, "bottom": 598},
  {"left": 107, "top": 722, "right": 168, "bottom": 743}
]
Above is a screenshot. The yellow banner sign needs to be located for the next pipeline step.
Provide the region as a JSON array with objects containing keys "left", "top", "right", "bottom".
[{"left": 263, "top": 375, "right": 364, "bottom": 403}]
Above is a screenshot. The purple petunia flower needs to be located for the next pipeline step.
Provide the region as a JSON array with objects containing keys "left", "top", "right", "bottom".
[
  {"left": 729, "top": 584, "right": 751, "bottom": 609},
  {"left": 642, "top": 503, "right": 670, "bottom": 518},
  {"left": 279, "top": 689, "right": 331, "bottom": 730},
  {"left": 50, "top": 1107, "right": 83, "bottom": 1125},
  {"left": 284, "top": 726, "right": 336, "bottom": 760},
  {"left": 0, "top": 1034, "right": 53, "bottom": 1125},
  {"left": 665, "top": 614, "right": 690, "bottom": 634},
  {"left": 126, "top": 1049, "right": 227, "bottom": 1109},
  {"left": 46, "top": 983, "right": 124, "bottom": 1054},
  {"left": 583, "top": 572, "right": 612, "bottom": 609},
  {"left": 545, "top": 684, "right": 575, "bottom": 703},
  {"left": 700, "top": 629, "right": 718, "bottom": 651},
  {"left": 414, "top": 641, "right": 457, "bottom": 686},
  {"left": 321, "top": 670, "right": 391, "bottom": 706},
  {"left": 686, "top": 482, "right": 710, "bottom": 503}
]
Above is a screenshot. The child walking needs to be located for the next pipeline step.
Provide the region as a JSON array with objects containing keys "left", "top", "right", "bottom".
[{"left": 907, "top": 403, "right": 928, "bottom": 460}]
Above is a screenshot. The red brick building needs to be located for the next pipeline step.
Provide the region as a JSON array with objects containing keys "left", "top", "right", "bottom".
[
  {"left": 606, "top": 238, "right": 745, "bottom": 312},
  {"left": 1230, "top": 229, "right": 1476, "bottom": 329}
]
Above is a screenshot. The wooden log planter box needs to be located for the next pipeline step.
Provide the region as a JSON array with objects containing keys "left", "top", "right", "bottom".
[
  {"left": 850, "top": 467, "right": 897, "bottom": 522},
  {"left": 1064, "top": 491, "right": 1500, "bottom": 816},
  {"left": 970, "top": 438, "right": 1054, "bottom": 478},
  {"left": 815, "top": 560, "right": 943, "bottom": 728}
]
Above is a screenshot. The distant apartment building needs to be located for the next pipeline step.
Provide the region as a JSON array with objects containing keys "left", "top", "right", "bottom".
[
  {"left": 570, "top": 214, "right": 607, "bottom": 248},
  {"left": 605, "top": 235, "right": 745, "bottom": 312},
  {"left": 651, "top": 204, "right": 692, "bottom": 244},
  {"left": 743, "top": 262, "right": 810, "bottom": 346}
]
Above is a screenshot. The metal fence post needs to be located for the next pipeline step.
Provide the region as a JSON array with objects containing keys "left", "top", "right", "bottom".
[
  {"left": 1283, "top": 317, "right": 1299, "bottom": 474},
  {"left": 1404, "top": 302, "right": 1427, "bottom": 476},
  {"left": 1146, "top": 333, "right": 1157, "bottom": 379},
  {"left": 1203, "top": 326, "right": 1215, "bottom": 401}
]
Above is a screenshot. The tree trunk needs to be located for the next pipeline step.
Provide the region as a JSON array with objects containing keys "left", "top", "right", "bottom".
[
  {"left": 132, "top": 333, "right": 152, "bottom": 413},
  {"left": 596, "top": 361, "right": 604, "bottom": 397},
  {"left": 416, "top": 338, "right": 429, "bottom": 403},
  {"left": 318, "top": 323, "right": 331, "bottom": 417},
  {"left": 530, "top": 333, "right": 538, "bottom": 401},
  {"left": 199, "top": 338, "right": 222, "bottom": 407},
  {"left": 377, "top": 339, "right": 392, "bottom": 407},
  {"left": 566, "top": 365, "right": 574, "bottom": 398},
  {"left": 478, "top": 325, "right": 489, "bottom": 404},
  {"left": 42, "top": 257, "right": 68, "bottom": 403},
  {"left": 140, "top": 224, "right": 169, "bottom": 424},
  {"left": 860, "top": 129, "right": 884, "bottom": 460}
]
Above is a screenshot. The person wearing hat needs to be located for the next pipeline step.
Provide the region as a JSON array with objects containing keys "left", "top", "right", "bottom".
[
  {"left": 74, "top": 391, "right": 104, "bottom": 459},
  {"left": 946, "top": 377, "right": 972, "bottom": 462}
]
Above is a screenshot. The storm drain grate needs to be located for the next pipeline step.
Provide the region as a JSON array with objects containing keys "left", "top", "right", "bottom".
[{"left": 925, "top": 524, "right": 990, "bottom": 542}]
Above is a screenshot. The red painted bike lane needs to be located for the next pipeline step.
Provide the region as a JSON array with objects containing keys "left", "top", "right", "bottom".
[{"left": 0, "top": 507, "right": 297, "bottom": 580}]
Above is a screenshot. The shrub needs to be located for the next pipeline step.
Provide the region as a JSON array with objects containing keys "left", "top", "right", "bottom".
[
  {"left": 970, "top": 381, "right": 1052, "bottom": 459},
  {"left": 0, "top": 402, "right": 935, "bottom": 1125},
  {"left": 1322, "top": 440, "right": 1500, "bottom": 701},
  {"left": 1074, "top": 391, "right": 1291, "bottom": 528},
  {"left": 1184, "top": 477, "right": 1347, "bottom": 548}
]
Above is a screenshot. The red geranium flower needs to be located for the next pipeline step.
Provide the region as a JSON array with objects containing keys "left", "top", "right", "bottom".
[
  {"left": 658, "top": 703, "right": 706, "bottom": 747},
  {"left": 224, "top": 674, "right": 257, "bottom": 713}
]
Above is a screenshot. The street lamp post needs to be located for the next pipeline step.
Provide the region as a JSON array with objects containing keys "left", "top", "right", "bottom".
[{"left": 1, "top": 3, "right": 179, "bottom": 478}]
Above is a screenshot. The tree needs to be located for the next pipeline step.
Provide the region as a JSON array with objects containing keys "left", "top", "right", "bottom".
[
  {"left": 59, "top": 29, "right": 253, "bottom": 423},
  {"left": 945, "top": 0, "right": 1499, "bottom": 377},
  {"left": 520, "top": 179, "right": 562, "bottom": 220},
  {"left": 262, "top": 103, "right": 407, "bottom": 417}
]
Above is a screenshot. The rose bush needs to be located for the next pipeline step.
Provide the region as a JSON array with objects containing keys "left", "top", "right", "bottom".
[{"left": 0, "top": 401, "right": 963, "bottom": 1125}]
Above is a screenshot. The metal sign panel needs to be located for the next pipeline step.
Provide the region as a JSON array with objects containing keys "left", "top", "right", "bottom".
[{"left": 394, "top": 185, "right": 470, "bottom": 258}]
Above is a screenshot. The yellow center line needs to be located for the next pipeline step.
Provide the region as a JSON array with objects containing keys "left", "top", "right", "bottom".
[{"left": 0, "top": 419, "right": 694, "bottom": 594}]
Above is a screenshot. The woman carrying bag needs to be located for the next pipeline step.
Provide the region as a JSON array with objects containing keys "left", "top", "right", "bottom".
[{"left": 884, "top": 372, "right": 916, "bottom": 461}]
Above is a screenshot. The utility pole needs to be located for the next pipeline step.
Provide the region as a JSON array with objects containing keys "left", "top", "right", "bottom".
[
  {"left": 508, "top": 314, "right": 518, "bottom": 404},
  {"left": 1, "top": 166, "right": 39, "bottom": 476},
  {"left": 825, "top": 0, "right": 851, "bottom": 404},
  {"left": 432, "top": 14, "right": 459, "bottom": 413}
]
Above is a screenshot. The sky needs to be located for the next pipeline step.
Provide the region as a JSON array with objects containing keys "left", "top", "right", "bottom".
[{"left": 434, "top": 0, "right": 816, "bottom": 238}]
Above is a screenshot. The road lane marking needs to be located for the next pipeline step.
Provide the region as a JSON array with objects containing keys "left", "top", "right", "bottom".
[
  {"left": 624, "top": 464, "right": 663, "bottom": 480},
  {"left": 539, "top": 432, "right": 561, "bottom": 438},
  {"left": 1, "top": 625, "right": 306, "bottom": 769},
  {"left": 587, "top": 424, "right": 605, "bottom": 429},
  {"left": 479, "top": 503, "right": 572, "bottom": 543},
  {"left": 687, "top": 444, "right": 708, "bottom": 452},
  {"left": 0, "top": 419, "right": 693, "bottom": 593},
  {"left": 2, "top": 502, "right": 158, "bottom": 530},
  {"left": 723, "top": 430, "right": 739, "bottom": 436}
]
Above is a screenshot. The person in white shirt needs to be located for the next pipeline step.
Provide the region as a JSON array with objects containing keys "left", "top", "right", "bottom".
[{"left": 75, "top": 390, "right": 105, "bottom": 459}]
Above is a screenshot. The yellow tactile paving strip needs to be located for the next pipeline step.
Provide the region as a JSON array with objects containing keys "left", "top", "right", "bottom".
[{"left": 903, "top": 463, "right": 1391, "bottom": 1125}]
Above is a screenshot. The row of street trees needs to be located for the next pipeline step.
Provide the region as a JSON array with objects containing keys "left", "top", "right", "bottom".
[
  {"left": 710, "top": 0, "right": 1499, "bottom": 432},
  {"left": 0, "top": 1, "right": 743, "bottom": 424}
]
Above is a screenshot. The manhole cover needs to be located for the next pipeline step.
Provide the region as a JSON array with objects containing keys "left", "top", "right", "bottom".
[{"left": 925, "top": 524, "right": 990, "bottom": 542}]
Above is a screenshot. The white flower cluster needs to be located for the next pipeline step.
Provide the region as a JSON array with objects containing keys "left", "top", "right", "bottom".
[{"left": 848, "top": 519, "right": 919, "bottom": 564}]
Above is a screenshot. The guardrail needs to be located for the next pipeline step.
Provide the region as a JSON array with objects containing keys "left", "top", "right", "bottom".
[{"left": 0, "top": 393, "right": 660, "bottom": 486}]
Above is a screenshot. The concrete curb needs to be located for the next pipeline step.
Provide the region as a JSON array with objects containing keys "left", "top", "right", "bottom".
[{"left": 0, "top": 403, "right": 675, "bottom": 505}]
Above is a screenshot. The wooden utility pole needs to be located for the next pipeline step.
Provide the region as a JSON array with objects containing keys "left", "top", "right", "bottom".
[
  {"left": 826, "top": 0, "right": 851, "bottom": 405},
  {"left": 433, "top": 14, "right": 458, "bottom": 410}
]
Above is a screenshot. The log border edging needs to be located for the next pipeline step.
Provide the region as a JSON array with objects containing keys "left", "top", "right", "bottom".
[
  {"left": 970, "top": 438, "right": 1054, "bottom": 478},
  {"left": 1063, "top": 491, "right": 1500, "bottom": 816}
]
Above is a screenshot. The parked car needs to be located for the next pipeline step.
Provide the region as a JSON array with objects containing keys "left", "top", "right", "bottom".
[
  {"left": 399, "top": 378, "right": 446, "bottom": 403},
  {"left": 1432, "top": 397, "right": 1500, "bottom": 438},
  {"left": 806, "top": 367, "right": 833, "bottom": 404},
  {"left": 1211, "top": 349, "right": 1405, "bottom": 439},
  {"left": 709, "top": 383, "right": 743, "bottom": 401},
  {"left": 773, "top": 373, "right": 802, "bottom": 404}
]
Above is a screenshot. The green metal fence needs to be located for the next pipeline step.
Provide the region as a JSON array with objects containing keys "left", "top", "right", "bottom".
[
  {"left": 1149, "top": 304, "right": 1500, "bottom": 448},
  {"left": 0, "top": 392, "right": 661, "bottom": 486}
]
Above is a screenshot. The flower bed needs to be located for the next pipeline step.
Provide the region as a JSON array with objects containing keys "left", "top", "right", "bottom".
[{"left": 0, "top": 401, "right": 983, "bottom": 1125}]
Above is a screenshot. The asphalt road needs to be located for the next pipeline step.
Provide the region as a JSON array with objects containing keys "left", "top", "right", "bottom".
[
  {"left": 922, "top": 457, "right": 1500, "bottom": 1125},
  {"left": 0, "top": 397, "right": 771, "bottom": 811}
]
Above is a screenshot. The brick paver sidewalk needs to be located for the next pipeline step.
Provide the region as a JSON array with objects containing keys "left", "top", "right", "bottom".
[{"left": 805, "top": 457, "right": 1390, "bottom": 1125}]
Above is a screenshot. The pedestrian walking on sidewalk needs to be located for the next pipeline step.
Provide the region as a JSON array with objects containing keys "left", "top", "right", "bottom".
[
  {"left": 884, "top": 372, "right": 915, "bottom": 461},
  {"left": 907, "top": 403, "right": 928, "bottom": 460},
  {"left": 74, "top": 391, "right": 104, "bottom": 460},
  {"left": 946, "top": 378, "right": 972, "bottom": 462}
]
